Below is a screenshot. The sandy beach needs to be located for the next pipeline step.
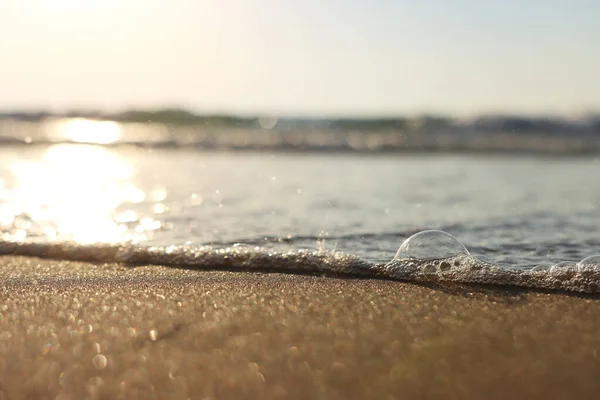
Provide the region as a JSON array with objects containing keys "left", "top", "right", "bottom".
[{"left": 1, "top": 255, "right": 600, "bottom": 400}]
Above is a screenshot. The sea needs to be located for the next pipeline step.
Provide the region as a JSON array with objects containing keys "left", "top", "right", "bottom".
[{"left": 1, "top": 117, "right": 600, "bottom": 293}]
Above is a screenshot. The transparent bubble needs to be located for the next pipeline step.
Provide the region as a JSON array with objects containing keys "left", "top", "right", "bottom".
[
  {"left": 258, "top": 115, "right": 278, "bottom": 129},
  {"left": 549, "top": 261, "right": 578, "bottom": 279},
  {"left": 423, "top": 264, "right": 437, "bottom": 274},
  {"left": 530, "top": 265, "right": 551, "bottom": 272},
  {"left": 550, "top": 261, "right": 577, "bottom": 271},
  {"left": 577, "top": 255, "right": 600, "bottom": 272},
  {"left": 394, "top": 230, "right": 470, "bottom": 261}
]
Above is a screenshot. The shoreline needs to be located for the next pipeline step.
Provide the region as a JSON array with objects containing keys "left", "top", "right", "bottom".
[
  {"left": 2, "top": 255, "right": 600, "bottom": 399},
  {"left": 2, "top": 138, "right": 600, "bottom": 157}
]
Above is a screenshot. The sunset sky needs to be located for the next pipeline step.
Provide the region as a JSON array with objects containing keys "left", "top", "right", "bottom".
[{"left": 1, "top": 0, "right": 599, "bottom": 117}]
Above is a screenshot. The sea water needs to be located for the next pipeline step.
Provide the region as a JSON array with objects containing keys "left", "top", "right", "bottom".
[{"left": 1, "top": 122, "right": 600, "bottom": 293}]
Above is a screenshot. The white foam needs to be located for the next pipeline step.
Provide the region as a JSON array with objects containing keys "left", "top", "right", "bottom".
[
  {"left": 2, "top": 231, "right": 600, "bottom": 294},
  {"left": 386, "top": 231, "right": 600, "bottom": 294}
]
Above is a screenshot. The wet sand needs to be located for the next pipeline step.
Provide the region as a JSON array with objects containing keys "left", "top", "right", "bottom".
[{"left": 1, "top": 255, "right": 600, "bottom": 400}]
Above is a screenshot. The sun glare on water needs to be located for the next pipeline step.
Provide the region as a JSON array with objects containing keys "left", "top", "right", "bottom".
[
  {"left": 2, "top": 144, "right": 158, "bottom": 244},
  {"left": 60, "top": 118, "right": 122, "bottom": 144}
]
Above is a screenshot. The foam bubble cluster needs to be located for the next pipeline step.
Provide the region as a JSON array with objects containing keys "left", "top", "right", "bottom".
[
  {"left": 577, "top": 255, "right": 600, "bottom": 273},
  {"left": 384, "top": 230, "right": 600, "bottom": 293},
  {"left": 384, "top": 230, "right": 492, "bottom": 279}
]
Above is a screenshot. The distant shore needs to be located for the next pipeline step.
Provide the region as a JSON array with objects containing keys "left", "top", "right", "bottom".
[
  {"left": 1, "top": 111, "right": 600, "bottom": 155},
  {"left": 1, "top": 109, "right": 599, "bottom": 155},
  {"left": 1, "top": 108, "right": 599, "bottom": 134}
]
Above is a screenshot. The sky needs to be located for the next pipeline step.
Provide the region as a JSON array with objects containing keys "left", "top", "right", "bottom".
[{"left": 1, "top": 0, "right": 599, "bottom": 117}]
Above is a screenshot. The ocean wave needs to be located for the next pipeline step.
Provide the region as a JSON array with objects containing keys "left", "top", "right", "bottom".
[{"left": 1, "top": 230, "right": 600, "bottom": 294}]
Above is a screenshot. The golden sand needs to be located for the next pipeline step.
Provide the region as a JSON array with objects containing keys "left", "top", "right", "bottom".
[{"left": 1, "top": 255, "right": 600, "bottom": 399}]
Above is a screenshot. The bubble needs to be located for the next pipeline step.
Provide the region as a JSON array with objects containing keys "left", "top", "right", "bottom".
[
  {"left": 258, "top": 115, "right": 278, "bottom": 129},
  {"left": 423, "top": 264, "right": 437, "bottom": 274},
  {"left": 550, "top": 261, "right": 577, "bottom": 271},
  {"left": 439, "top": 261, "right": 452, "bottom": 271},
  {"left": 549, "top": 261, "right": 578, "bottom": 279},
  {"left": 394, "top": 230, "right": 470, "bottom": 262},
  {"left": 469, "top": 263, "right": 482, "bottom": 271},
  {"left": 530, "top": 265, "right": 551, "bottom": 272},
  {"left": 577, "top": 255, "right": 600, "bottom": 274}
]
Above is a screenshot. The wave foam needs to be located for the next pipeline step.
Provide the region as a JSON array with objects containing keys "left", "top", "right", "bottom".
[{"left": 1, "top": 230, "right": 600, "bottom": 294}]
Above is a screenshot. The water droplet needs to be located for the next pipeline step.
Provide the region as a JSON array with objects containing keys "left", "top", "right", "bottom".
[{"left": 394, "top": 230, "right": 469, "bottom": 261}]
